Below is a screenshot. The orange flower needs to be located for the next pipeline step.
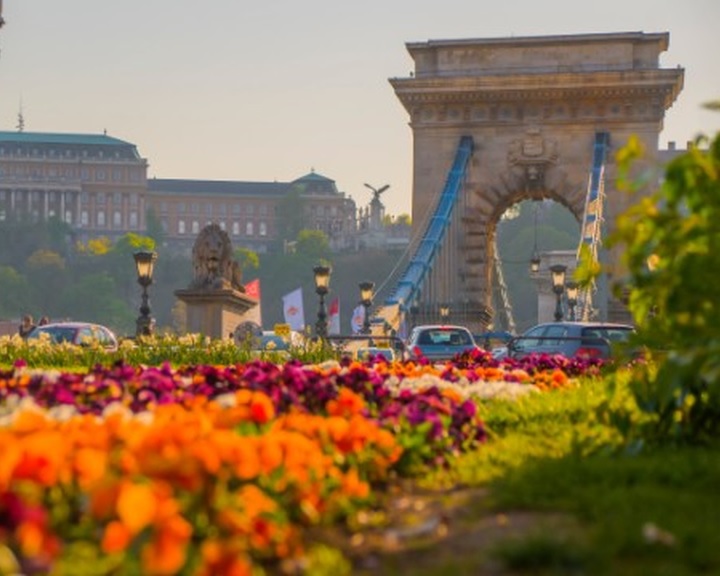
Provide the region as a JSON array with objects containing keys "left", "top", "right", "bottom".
[
  {"left": 116, "top": 481, "right": 158, "bottom": 535},
  {"left": 72, "top": 447, "right": 108, "bottom": 489},
  {"left": 198, "top": 540, "right": 253, "bottom": 576},
  {"left": 101, "top": 520, "right": 131, "bottom": 553},
  {"left": 326, "top": 388, "right": 366, "bottom": 418}
]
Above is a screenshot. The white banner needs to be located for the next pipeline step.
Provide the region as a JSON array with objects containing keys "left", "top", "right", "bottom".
[
  {"left": 282, "top": 287, "right": 305, "bottom": 332},
  {"left": 351, "top": 304, "right": 364, "bottom": 335},
  {"left": 328, "top": 297, "right": 340, "bottom": 335}
]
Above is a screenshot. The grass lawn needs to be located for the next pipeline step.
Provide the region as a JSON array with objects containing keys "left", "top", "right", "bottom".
[{"left": 354, "top": 378, "right": 720, "bottom": 575}]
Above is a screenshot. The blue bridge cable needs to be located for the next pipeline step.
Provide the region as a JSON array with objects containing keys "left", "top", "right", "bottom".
[{"left": 384, "top": 135, "right": 474, "bottom": 311}]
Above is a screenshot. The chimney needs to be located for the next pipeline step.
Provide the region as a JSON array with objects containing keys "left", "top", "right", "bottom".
[{"left": 668, "top": 141, "right": 676, "bottom": 151}]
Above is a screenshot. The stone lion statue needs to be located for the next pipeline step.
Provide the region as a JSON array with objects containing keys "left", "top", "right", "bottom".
[{"left": 189, "top": 223, "right": 246, "bottom": 292}]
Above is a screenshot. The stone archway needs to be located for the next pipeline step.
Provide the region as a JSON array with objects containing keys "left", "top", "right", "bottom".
[{"left": 391, "top": 31, "right": 683, "bottom": 330}]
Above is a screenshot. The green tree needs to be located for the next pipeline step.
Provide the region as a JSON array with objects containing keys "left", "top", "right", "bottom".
[
  {"left": 0, "top": 265, "right": 32, "bottom": 318},
  {"left": 26, "top": 249, "right": 69, "bottom": 316},
  {"left": 296, "top": 229, "right": 330, "bottom": 260},
  {"left": 275, "top": 187, "right": 308, "bottom": 245},
  {"left": 145, "top": 207, "right": 166, "bottom": 246},
  {"left": 234, "top": 247, "right": 260, "bottom": 271},
  {"left": 59, "top": 272, "right": 135, "bottom": 334},
  {"left": 609, "top": 126, "right": 720, "bottom": 442}
]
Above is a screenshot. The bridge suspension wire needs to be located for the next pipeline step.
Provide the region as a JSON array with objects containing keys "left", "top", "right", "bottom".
[
  {"left": 374, "top": 135, "right": 474, "bottom": 332},
  {"left": 493, "top": 243, "right": 517, "bottom": 334},
  {"left": 370, "top": 160, "right": 449, "bottom": 304},
  {"left": 576, "top": 131, "right": 610, "bottom": 321}
]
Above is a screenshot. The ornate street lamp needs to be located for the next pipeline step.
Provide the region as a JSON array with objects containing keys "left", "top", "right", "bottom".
[
  {"left": 410, "top": 303, "right": 420, "bottom": 330},
  {"left": 530, "top": 251, "right": 541, "bottom": 274},
  {"left": 133, "top": 250, "right": 157, "bottom": 337},
  {"left": 313, "top": 264, "right": 331, "bottom": 340},
  {"left": 550, "top": 264, "right": 567, "bottom": 322},
  {"left": 359, "top": 280, "right": 375, "bottom": 334},
  {"left": 529, "top": 201, "right": 541, "bottom": 274},
  {"left": 439, "top": 303, "right": 450, "bottom": 324},
  {"left": 565, "top": 281, "right": 579, "bottom": 322}
]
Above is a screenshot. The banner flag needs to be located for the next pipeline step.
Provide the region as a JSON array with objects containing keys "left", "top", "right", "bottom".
[
  {"left": 282, "top": 287, "right": 305, "bottom": 332},
  {"left": 351, "top": 304, "right": 364, "bottom": 335},
  {"left": 328, "top": 297, "right": 340, "bottom": 335},
  {"left": 244, "top": 279, "right": 262, "bottom": 327}
]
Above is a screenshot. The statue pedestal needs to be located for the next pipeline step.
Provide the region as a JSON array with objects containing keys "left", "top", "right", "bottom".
[{"left": 175, "top": 288, "right": 259, "bottom": 340}]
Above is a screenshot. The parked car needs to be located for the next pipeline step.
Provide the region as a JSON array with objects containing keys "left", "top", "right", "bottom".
[
  {"left": 405, "top": 325, "right": 479, "bottom": 362},
  {"left": 354, "top": 345, "right": 396, "bottom": 362},
  {"left": 499, "top": 321, "right": 635, "bottom": 360},
  {"left": 27, "top": 322, "right": 119, "bottom": 351}
]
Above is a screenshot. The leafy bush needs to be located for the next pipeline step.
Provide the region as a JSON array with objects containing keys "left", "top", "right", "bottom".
[{"left": 609, "top": 124, "right": 720, "bottom": 443}]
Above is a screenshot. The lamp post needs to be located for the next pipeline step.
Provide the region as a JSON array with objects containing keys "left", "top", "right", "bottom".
[
  {"left": 530, "top": 252, "right": 541, "bottom": 275},
  {"left": 359, "top": 280, "right": 374, "bottom": 334},
  {"left": 529, "top": 201, "right": 541, "bottom": 274},
  {"left": 313, "top": 264, "right": 331, "bottom": 340},
  {"left": 565, "top": 281, "right": 578, "bottom": 322},
  {"left": 133, "top": 250, "right": 157, "bottom": 337},
  {"left": 410, "top": 304, "right": 419, "bottom": 330},
  {"left": 439, "top": 303, "right": 450, "bottom": 324},
  {"left": 550, "top": 264, "right": 567, "bottom": 321}
]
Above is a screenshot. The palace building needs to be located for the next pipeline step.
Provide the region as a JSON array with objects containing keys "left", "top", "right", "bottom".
[{"left": 0, "top": 131, "right": 359, "bottom": 253}]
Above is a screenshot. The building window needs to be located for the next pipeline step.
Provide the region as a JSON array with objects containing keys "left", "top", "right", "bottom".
[
  {"left": 246, "top": 204, "right": 255, "bottom": 215},
  {"left": 97, "top": 210, "right": 106, "bottom": 227},
  {"left": 259, "top": 221, "right": 267, "bottom": 236},
  {"left": 192, "top": 220, "right": 199, "bottom": 234},
  {"left": 161, "top": 219, "right": 168, "bottom": 232},
  {"left": 233, "top": 204, "right": 241, "bottom": 215},
  {"left": 219, "top": 221, "right": 226, "bottom": 231},
  {"left": 112, "top": 169, "right": 123, "bottom": 181},
  {"left": 65, "top": 210, "right": 73, "bottom": 224},
  {"left": 96, "top": 170, "right": 106, "bottom": 181},
  {"left": 129, "top": 211, "right": 138, "bottom": 228},
  {"left": 130, "top": 193, "right": 139, "bottom": 206},
  {"left": 81, "top": 210, "right": 89, "bottom": 226},
  {"left": 113, "top": 211, "right": 122, "bottom": 227},
  {"left": 191, "top": 203, "right": 199, "bottom": 214},
  {"left": 97, "top": 192, "right": 106, "bottom": 204},
  {"left": 246, "top": 221, "right": 254, "bottom": 236},
  {"left": 178, "top": 220, "right": 186, "bottom": 234},
  {"left": 159, "top": 201, "right": 168, "bottom": 213},
  {"left": 205, "top": 204, "right": 213, "bottom": 217},
  {"left": 218, "top": 203, "right": 227, "bottom": 216},
  {"left": 232, "top": 222, "right": 240, "bottom": 236},
  {"left": 113, "top": 192, "right": 122, "bottom": 206},
  {"left": 177, "top": 202, "right": 186, "bottom": 213},
  {"left": 81, "top": 168, "right": 90, "bottom": 181},
  {"left": 259, "top": 204, "right": 267, "bottom": 216}
]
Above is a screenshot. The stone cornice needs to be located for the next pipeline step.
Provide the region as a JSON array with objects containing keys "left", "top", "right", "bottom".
[{"left": 392, "top": 81, "right": 682, "bottom": 115}]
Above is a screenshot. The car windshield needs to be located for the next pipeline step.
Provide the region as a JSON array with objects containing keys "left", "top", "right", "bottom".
[
  {"left": 33, "top": 326, "right": 78, "bottom": 344},
  {"left": 419, "top": 329, "right": 471, "bottom": 345},
  {"left": 581, "top": 327, "right": 633, "bottom": 344}
]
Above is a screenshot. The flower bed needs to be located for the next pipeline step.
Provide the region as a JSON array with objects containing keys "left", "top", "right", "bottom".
[{"left": 0, "top": 351, "right": 604, "bottom": 574}]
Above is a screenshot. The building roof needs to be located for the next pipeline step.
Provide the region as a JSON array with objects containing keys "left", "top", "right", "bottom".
[
  {"left": 147, "top": 178, "right": 290, "bottom": 197},
  {"left": 0, "top": 131, "right": 136, "bottom": 147},
  {"left": 0, "top": 131, "right": 143, "bottom": 161}
]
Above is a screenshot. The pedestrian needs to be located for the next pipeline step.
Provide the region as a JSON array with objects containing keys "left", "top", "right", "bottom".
[
  {"left": 39, "top": 316, "right": 50, "bottom": 326},
  {"left": 18, "top": 314, "right": 37, "bottom": 339}
]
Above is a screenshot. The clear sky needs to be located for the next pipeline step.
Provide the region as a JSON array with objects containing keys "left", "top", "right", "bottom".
[{"left": 1, "top": 0, "right": 718, "bottom": 217}]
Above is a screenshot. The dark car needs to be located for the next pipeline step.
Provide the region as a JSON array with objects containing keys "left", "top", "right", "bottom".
[
  {"left": 405, "top": 325, "right": 479, "bottom": 362},
  {"left": 502, "top": 321, "right": 635, "bottom": 360},
  {"left": 27, "top": 322, "right": 119, "bottom": 351}
]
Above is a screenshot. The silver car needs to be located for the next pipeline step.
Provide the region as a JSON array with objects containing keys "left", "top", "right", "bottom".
[
  {"left": 27, "top": 322, "right": 119, "bottom": 351},
  {"left": 405, "top": 325, "right": 479, "bottom": 362},
  {"left": 505, "top": 321, "right": 635, "bottom": 360}
]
